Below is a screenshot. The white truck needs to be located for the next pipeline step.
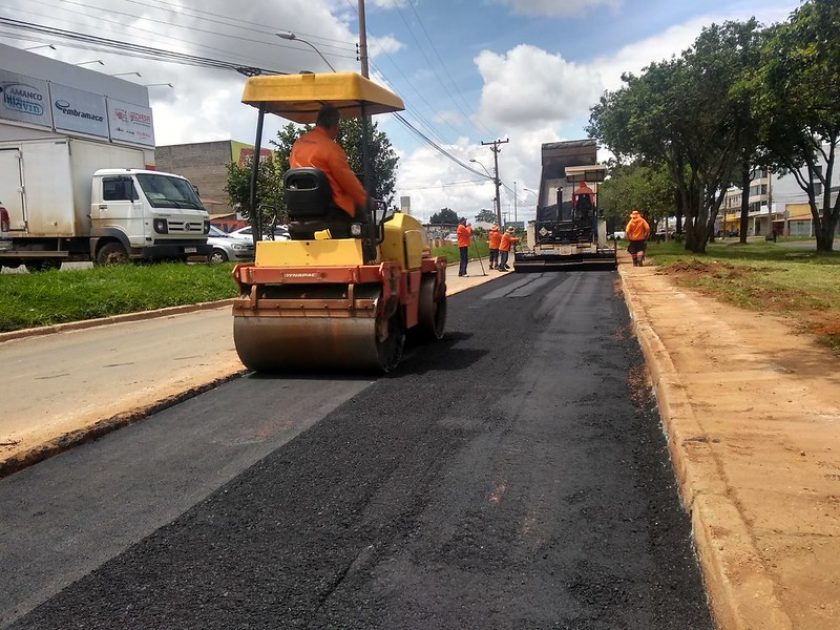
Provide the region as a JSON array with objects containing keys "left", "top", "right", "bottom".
[{"left": 0, "top": 138, "right": 211, "bottom": 271}]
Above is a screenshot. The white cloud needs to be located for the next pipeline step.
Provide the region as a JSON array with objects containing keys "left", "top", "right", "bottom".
[
  {"left": 368, "top": 34, "right": 405, "bottom": 57},
  {"left": 475, "top": 44, "right": 603, "bottom": 129},
  {"left": 498, "top": 0, "right": 622, "bottom": 17}
]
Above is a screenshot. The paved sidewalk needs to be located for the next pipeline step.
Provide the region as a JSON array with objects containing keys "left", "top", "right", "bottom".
[
  {"left": 620, "top": 256, "right": 840, "bottom": 630},
  {"left": 0, "top": 260, "right": 500, "bottom": 474}
]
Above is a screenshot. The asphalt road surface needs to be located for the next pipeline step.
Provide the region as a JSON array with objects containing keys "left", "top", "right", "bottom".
[{"left": 2, "top": 271, "right": 712, "bottom": 629}]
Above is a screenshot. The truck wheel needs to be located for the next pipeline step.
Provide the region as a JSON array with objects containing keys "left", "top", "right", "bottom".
[
  {"left": 208, "top": 248, "right": 228, "bottom": 264},
  {"left": 25, "top": 259, "right": 61, "bottom": 272},
  {"left": 96, "top": 242, "right": 128, "bottom": 265}
]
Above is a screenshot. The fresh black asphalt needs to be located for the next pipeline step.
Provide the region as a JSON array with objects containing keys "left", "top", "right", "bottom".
[{"left": 7, "top": 271, "right": 712, "bottom": 629}]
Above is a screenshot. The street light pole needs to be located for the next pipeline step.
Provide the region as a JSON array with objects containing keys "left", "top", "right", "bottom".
[{"left": 276, "top": 31, "right": 336, "bottom": 72}]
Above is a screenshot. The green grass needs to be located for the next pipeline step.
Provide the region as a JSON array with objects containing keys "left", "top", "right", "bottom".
[
  {"left": 647, "top": 240, "right": 840, "bottom": 351},
  {"left": 431, "top": 239, "right": 490, "bottom": 263},
  {"left": 0, "top": 263, "right": 238, "bottom": 332}
]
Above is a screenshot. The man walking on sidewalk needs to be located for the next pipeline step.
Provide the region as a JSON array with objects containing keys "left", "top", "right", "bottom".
[
  {"left": 625, "top": 209, "right": 650, "bottom": 267},
  {"left": 456, "top": 218, "right": 472, "bottom": 276}
]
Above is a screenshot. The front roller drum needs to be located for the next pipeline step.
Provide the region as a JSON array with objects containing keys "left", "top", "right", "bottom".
[{"left": 234, "top": 311, "right": 405, "bottom": 374}]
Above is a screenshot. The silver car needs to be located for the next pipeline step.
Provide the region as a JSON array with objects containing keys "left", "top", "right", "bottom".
[{"left": 207, "top": 225, "right": 255, "bottom": 263}]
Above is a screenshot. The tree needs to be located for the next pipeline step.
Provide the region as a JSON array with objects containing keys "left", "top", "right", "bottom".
[
  {"left": 598, "top": 163, "right": 675, "bottom": 231},
  {"left": 430, "top": 208, "right": 459, "bottom": 225},
  {"left": 225, "top": 118, "right": 400, "bottom": 238},
  {"left": 589, "top": 20, "right": 766, "bottom": 253},
  {"left": 224, "top": 156, "right": 282, "bottom": 241},
  {"left": 756, "top": 0, "right": 840, "bottom": 251},
  {"left": 337, "top": 118, "right": 399, "bottom": 207},
  {"left": 475, "top": 208, "right": 497, "bottom": 224}
]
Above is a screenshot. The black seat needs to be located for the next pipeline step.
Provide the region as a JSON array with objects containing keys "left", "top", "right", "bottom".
[{"left": 284, "top": 167, "right": 355, "bottom": 239}]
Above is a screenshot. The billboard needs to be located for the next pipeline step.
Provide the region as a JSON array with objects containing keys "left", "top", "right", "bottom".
[
  {"left": 0, "top": 69, "right": 52, "bottom": 128},
  {"left": 107, "top": 98, "right": 155, "bottom": 147},
  {"left": 50, "top": 82, "right": 108, "bottom": 138}
]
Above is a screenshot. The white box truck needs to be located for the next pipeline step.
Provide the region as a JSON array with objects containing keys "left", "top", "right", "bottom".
[{"left": 0, "top": 138, "right": 211, "bottom": 270}]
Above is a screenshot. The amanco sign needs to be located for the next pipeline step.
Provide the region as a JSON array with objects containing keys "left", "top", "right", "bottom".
[{"left": 0, "top": 70, "right": 52, "bottom": 127}]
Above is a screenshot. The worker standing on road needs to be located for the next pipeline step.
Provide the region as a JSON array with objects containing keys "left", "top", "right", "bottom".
[
  {"left": 487, "top": 224, "right": 501, "bottom": 270},
  {"left": 498, "top": 226, "right": 519, "bottom": 272},
  {"left": 456, "top": 218, "right": 473, "bottom": 276},
  {"left": 290, "top": 104, "right": 367, "bottom": 219},
  {"left": 625, "top": 209, "right": 651, "bottom": 267}
]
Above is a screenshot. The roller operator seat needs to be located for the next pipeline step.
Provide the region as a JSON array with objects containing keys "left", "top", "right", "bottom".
[{"left": 283, "top": 168, "right": 360, "bottom": 240}]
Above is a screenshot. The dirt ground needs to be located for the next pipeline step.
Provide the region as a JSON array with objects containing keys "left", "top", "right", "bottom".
[{"left": 621, "top": 257, "right": 840, "bottom": 629}]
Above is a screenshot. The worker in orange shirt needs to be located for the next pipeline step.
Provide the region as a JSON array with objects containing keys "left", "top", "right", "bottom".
[
  {"left": 290, "top": 104, "right": 367, "bottom": 235},
  {"left": 456, "top": 217, "right": 473, "bottom": 276},
  {"left": 498, "top": 226, "right": 519, "bottom": 272},
  {"left": 487, "top": 224, "right": 501, "bottom": 269},
  {"left": 625, "top": 209, "right": 651, "bottom": 266}
]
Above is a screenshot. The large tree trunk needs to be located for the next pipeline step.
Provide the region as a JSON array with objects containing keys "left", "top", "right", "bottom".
[
  {"left": 815, "top": 211, "right": 838, "bottom": 252},
  {"left": 739, "top": 165, "right": 751, "bottom": 244}
]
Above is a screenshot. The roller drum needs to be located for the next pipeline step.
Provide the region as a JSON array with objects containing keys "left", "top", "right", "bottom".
[{"left": 234, "top": 313, "right": 404, "bottom": 373}]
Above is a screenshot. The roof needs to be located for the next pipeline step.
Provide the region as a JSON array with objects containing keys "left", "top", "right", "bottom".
[{"left": 241, "top": 72, "right": 405, "bottom": 123}]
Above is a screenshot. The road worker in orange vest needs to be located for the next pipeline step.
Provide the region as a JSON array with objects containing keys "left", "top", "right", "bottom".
[
  {"left": 625, "top": 209, "right": 651, "bottom": 267},
  {"left": 498, "top": 226, "right": 519, "bottom": 272},
  {"left": 456, "top": 218, "right": 473, "bottom": 276},
  {"left": 487, "top": 224, "right": 501, "bottom": 269}
]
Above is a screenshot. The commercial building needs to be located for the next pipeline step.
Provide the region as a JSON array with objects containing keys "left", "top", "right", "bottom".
[
  {"left": 155, "top": 140, "right": 271, "bottom": 231},
  {"left": 0, "top": 43, "right": 154, "bottom": 162}
]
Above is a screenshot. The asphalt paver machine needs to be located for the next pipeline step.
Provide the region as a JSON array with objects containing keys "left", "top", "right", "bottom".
[
  {"left": 232, "top": 72, "right": 447, "bottom": 373},
  {"left": 514, "top": 139, "right": 617, "bottom": 271}
]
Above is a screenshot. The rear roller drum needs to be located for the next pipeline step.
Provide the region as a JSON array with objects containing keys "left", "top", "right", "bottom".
[{"left": 417, "top": 276, "right": 446, "bottom": 341}]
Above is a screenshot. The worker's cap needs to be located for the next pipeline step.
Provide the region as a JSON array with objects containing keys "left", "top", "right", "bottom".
[
  {"left": 490, "top": 224, "right": 499, "bottom": 230},
  {"left": 506, "top": 226, "right": 515, "bottom": 233},
  {"left": 630, "top": 210, "right": 640, "bottom": 217}
]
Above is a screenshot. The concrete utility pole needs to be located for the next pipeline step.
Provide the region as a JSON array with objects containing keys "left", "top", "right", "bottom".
[
  {"left": 481, "top": 138, "right": 509, "bottom": 227},
  {"left": 358, "top": 0, "right": 370, "bottom": 78}
]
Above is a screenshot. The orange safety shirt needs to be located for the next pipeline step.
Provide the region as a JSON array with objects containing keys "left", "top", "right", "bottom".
[
  {"left": 625, "top": 214, "right": 651, "bottom": 241},
  {"left": 500, "top": 233, "right": 519, "bottom": 252},
  {"left": 456, "top": 224, "right": 473, "bottom": 248},
  {"left": 289, "top": 126, "right": 367, "bottom": 217},
  {"left": 487, "top": 228, "right": 501, "bottom": 249}
]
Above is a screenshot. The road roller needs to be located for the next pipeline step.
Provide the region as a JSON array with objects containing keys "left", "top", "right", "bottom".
[{"left": 231, "top": 72, "right": 447, "bottom": 373}]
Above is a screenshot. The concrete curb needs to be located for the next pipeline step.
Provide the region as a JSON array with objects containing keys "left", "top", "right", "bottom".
[
  {"left": 0, "top": 368, "right": 245, "bottom": 479},
  {"left": 0, "top": 299, "right": 235, "bottom": 344},
  {"left": 618, "top": 263, "right": 793, "bottom": 630}
]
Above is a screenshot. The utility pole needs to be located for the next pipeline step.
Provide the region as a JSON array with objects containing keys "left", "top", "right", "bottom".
[
  {"left": 481, "top": 138, "right": 508, "bottom": 227},
  {"left": 358, "top": 0, "right": 370, "bottom": 78}
]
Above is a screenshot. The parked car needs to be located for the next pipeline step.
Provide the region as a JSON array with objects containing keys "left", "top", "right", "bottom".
[
  {"left": 231, "top": 225, "right": 290, "bottom": 241},
  {"left": 444, "top": 232, "right": 458, "bottom": 244},
  {"left": 610, "top": 230, "right": 626, "bottom": 240},
  {"left": 207, "top": 225, "right": 255, "bottom": 263}
]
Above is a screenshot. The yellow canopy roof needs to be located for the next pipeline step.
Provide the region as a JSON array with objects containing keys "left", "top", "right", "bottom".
[{"left": 241, "top": 72, "right": 405, "bottom": 123}]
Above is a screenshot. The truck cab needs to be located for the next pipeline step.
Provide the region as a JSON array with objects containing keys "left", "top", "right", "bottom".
[{"left": 91, "top": 169, "right": 211, "bottom": 263}]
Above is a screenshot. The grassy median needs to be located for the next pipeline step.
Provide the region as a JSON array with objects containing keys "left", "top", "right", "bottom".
[
  {"left": 431, "top": 239, "right": 490, "bottom": 263},
  {"left": 0, "top": 263, "right": 238, "bottom": 332},
  {"left": 647, "top": 240, "right": 840, "bottom": 351}
]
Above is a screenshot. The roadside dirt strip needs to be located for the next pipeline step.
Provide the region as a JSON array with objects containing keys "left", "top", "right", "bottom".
[
  {"left": 0, "top": 261, "right": 499, "bottom": 477},
  {"left": 620, "top": 259, "right": 840, "bottom": 630}
]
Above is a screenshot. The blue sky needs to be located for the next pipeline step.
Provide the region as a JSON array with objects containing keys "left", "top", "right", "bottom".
[{"left": 1, "top": 0, "right": 800, "bottom": 220}]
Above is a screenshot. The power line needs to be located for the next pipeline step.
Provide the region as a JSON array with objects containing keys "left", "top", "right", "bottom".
[
  {"left": 28, "top": 0, "right": 357, "bottom": 63},
  {"left": 0, "top": 17, "right": 287, "bottom": 74},
  {"left": 404, "top": 0, "right": 494, "bottom": 137},
  {"left": 110, "top": 0, "right": 358, "bottom": 52}
]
